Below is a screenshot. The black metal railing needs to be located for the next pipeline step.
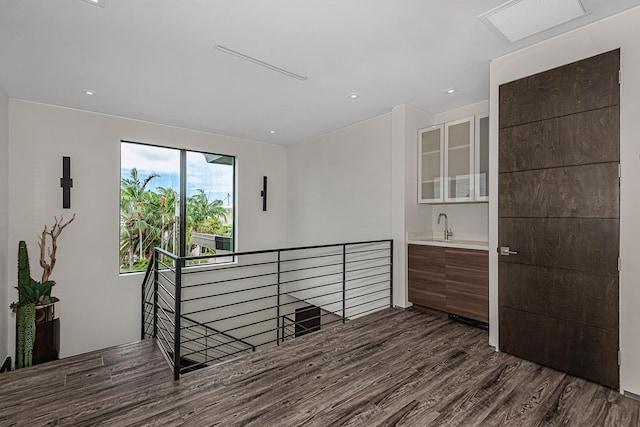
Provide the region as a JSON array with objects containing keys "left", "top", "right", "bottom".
[{"left": 142, "top": 239, "right": 393, "bottom": 380}]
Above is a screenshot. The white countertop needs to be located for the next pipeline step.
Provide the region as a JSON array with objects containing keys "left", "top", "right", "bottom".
[{"left": 406, "top": 232, "right": 489, "bottom": 251}]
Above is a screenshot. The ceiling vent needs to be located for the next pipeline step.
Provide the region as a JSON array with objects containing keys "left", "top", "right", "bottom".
[{"left": 479, "top": 0, "right": 587, "bottom": 44}]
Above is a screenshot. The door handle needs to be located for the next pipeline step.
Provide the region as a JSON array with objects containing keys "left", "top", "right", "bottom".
[{"left": 499, "top": 246, "right": 518, "bottom": 256}]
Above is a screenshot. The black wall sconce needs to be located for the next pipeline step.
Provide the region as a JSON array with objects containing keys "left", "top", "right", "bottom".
[
  {"left": 260, "top": 176, "right": 267, "bottom": 211},
  {"left": 60, "top": 156, "right": 73, "bottom": 209}
]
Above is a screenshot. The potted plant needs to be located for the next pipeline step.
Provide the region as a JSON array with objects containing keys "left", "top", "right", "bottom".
[{"left": 10, "top": 214, "right": 75, "bottom": 368}]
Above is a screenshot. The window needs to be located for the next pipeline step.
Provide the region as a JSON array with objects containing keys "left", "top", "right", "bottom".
[{"left": 120, "top": 141, "right": 235, "bottom": 273}]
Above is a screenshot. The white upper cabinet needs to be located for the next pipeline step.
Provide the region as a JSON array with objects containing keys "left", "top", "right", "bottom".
[
  {"left": 475, "top": 114, "right": 489, "bottom": 201},
  {"left": 418, "top": 114, "right": 487, "bottom": 204},
  {"left": 418, "top": 124, "right": 444, "bottom": 203},
  {"left": 444, "top": 117, "right": 474, "bottom": 202}
]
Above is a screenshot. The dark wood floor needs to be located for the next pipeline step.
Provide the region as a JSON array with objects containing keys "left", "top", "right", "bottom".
[{"left": 1, "top": 309, "right": 639, "bottom": 426}]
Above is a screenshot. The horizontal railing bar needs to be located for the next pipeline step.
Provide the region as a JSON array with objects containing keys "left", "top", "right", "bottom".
[
  {"left": 156, "top": 258, "right": 176, "bottom": 272},
  {"left": 346, "top": 276, "right": 392, "bottom": 290},
  {"left": 155, "top": 339, "right": 175, "bottom": 368},
  {"left": 181, "top": 281, "right": 278, "bottom": 303},
  {"left": 278, "top": 272, "right": 342, "bottom": 287},
  {"left": 182, "top": 292, "right": 282, "bottom": 315},
  {"left": 180, "top": 281, "right": 389, "bottom": 332},
  {"left": 180, "top": 338, "right": 253, "bottom": 357},
  {"left": 156, "top": 305, "right": 176, "bottom": 330},
  {"left": 344, "top": 295, "right": 390, "bottom": 310},
  {"left": 182, "top": 265, "right": 378, "bottom": 297},
  {"left": 156, "top": 239, "right": 392, "bottom": 262},
  {"left": 179, "top": 346, "right": 253, "bottom": 369},
  {"left": 346, "top": 264, "right": 392, "bottom": 277},
  {"left": 158, "top": 270, "right": 176, "bottom": 286},
  {"left": 157, "top": 304, "right": 255, "bottom": 352},
  {"left": 178, "top": 339, "right": 249, "bottom": 361},
  {"left": 180, "top": 335, "right": 249, "bottom": 353},
  {"left": 278, "top": 252, "right": 343, "bottom": 265},
  {"left": 183, "top": 294, "right": 346, "bottom": 326},
  {"left": 344, "top": 288, "right": 390, "bottom": 303},
  {"left": 345, "top": 278, "right": 393, "bottom": 293},
  {"left": 344, "top": 247, "right": 391, "bottom": 256},
  {"left": 345, "top": 271, "right": 392, "bottom": 284},
  {"left": 279, "top": 260, "right": 344, "bottom": 275},
  {"left": 281, "top": 313, "right": 324, "bottom": 327},
  {"left": 156, "top": 291, "right": 175, "bottom": 313},
  {"left": 180, "top": 316, "right": 254, "bottom": 348},
  {"left": 180, "top": 348, "right": 245, "bottom": 363},
  {"left": 155, "top": 323, "right": 174, "bottom": 348},
  {"left": 345, "top": 255, "right": 391, "bottom": 266},
  {"left": 182, "top": 259, "right": 278, "bottom": 276},
  {"left": 182, "top": 303, "right": 275, "bottom": 322},
  {"left": 182, "top": 271, "right": 278, "bottom": 290},
  {"left": 156, "top": 322, "right": 175, "bottom": 345}
]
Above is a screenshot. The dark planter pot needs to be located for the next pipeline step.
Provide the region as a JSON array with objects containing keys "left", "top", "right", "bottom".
[{"left": 16, "top": 302, "right": 60, "bottom": 366}]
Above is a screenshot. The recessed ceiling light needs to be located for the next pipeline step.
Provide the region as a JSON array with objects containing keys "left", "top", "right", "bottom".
[
  {"left": 82, "top": 89, "right": 96, "bottom": 96},
  {"left": 347, "top": 93, "right": 361, "bottom": 99},
  {"left": 269, "top": 130, "right": 276, "bottom": 134},
  {"left": 82, "top": 0, "right": 105, "bottom": 7},
  {"left": 444, "top": 88, "right": 457, "bottom": 94}
]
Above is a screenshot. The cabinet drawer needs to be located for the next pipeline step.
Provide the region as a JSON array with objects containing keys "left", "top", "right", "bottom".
[
  {"left": 446, "top": 289, "right": 489, "bottom": 323},
  {"left": 445, "top": 248, "right": 488, "bottom": 271}
]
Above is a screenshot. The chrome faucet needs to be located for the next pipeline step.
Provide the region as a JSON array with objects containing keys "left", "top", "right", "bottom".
[{"left": 438, "top": 213, "right": 453, "bottom": 240}]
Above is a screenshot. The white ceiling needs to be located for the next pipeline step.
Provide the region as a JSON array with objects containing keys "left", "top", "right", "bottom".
[{"left": 1, "top": 0, "right": 639, "bottom": 146}]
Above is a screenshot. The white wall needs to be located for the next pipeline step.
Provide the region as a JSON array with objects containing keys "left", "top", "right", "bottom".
[
  {"left": 489, "top": 6, "right": 640, "bottom": 395},
  {"left": 429, "top": 101, "right": 489, "bottom": 238},
  {"left": 0, "top": 84, "right": 8, "bottom": 362},
  {"left": 7, "top": 99, "right": 287, "bottom": 358},
  {"left": 286, "top": 114, "right": 393, "bottom": 246},
  {"left": 391, "top": 104, "right": 432, "bottom": 307}
]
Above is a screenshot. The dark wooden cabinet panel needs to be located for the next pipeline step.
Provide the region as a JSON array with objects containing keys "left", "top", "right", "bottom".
[
  {"left": 408, "top": 245, "right": 446, "bottom": 313},
  {"left": 500, "top": 49, "right": 619, "bottom": 129},
  {"left": 445, "top": 248, "right": 488, "bottom": 323},
  {"left": 499, "top": 163, "right": 619, "bottom": 218},
  {"left": 499, "top": 307, "right": 619, "bottom": 389},
  {"left": 498, "top": 218, "right": 619, "bottom": 275},
  {"left": 408, "top": 245, "right": 488, "bottom": 323},
  {"left": 499, "top": 106, "right": 619, "bottom": 173},
  {"left": 445, "top": 248, "right": 488, "bottom": 271},
  {"left": 499, "top": 263, "right": 618, "bottom": 331}
]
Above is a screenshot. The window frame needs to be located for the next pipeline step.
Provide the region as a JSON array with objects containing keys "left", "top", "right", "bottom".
[{"left": 119, "top": 140, "right": 236, "bottom": 274}]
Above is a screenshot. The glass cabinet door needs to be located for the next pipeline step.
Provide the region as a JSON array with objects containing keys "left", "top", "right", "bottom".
[
  {"left": 475, "top": 114, "right": 489, "bottom": 201},
  {"left": 418, "top": 125, "right": 444, "bottom": 203},
  {"left": 445, "top": 117, "right": 474, "bottom": 202}
]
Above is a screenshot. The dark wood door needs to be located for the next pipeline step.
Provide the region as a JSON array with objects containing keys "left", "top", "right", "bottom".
[{"left": 498, "top": 50, "right": 620, "bottom": 389}]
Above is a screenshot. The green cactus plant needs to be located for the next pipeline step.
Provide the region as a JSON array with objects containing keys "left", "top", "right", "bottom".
[
  {"left": 11, "top": 241, "right": 57, "bottom": 369},
  {"left": 16, "top": 303, "right": 35, "bottom": 369},
  {"left": 10, "top": 216, "right": 74, "bottom": 369}
]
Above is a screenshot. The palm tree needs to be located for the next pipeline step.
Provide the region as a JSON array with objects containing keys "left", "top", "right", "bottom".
[
  {"left": 188, "top": 189, "right": 228, "bottom": 225},
  {"left": 120, "top": 168, "right": 159, "bottom": 270},
  {"left": 146, "top": 187, "right": 177, "bottom": 252}
]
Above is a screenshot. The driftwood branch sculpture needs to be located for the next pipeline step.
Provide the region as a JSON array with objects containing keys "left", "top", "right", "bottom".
[{"left": 39, "top": 214, "right": 76, "bottom": 283}]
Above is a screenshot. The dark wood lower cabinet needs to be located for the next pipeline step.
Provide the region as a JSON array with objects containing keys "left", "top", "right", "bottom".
[
  {"left": 408, "top": 245, "right": 446, "bottom": 315},
  {"left": 408, "top": 244, "right": 488, "bottom": 323}
]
